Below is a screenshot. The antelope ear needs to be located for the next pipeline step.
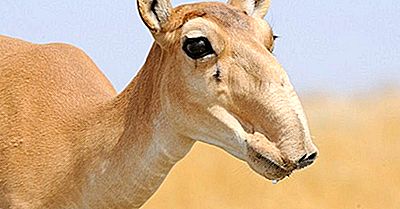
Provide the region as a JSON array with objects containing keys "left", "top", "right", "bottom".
[
  {"left": 137, "top": 0, "right": 172, "bottom": 32},
  {"left": 228, "top": 0, "right": 270, "bottom": 19}
]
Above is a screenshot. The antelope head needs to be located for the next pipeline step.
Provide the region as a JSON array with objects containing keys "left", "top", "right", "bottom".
[{"left": 138, "top": 0, "right": 318, "bottom": 181}]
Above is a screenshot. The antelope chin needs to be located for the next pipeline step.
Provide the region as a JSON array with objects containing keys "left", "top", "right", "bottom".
[
  {"left": 224, "top": 112, "right": 293, "bottom": 181},
  {"left": 245, "top": 140, "right": 291, "bottom": 181},
  {"left": 243, "top": 132, "right": 292, "bottom": 181}
]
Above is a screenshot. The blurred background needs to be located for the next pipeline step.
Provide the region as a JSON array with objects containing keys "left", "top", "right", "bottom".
[{"left": 1, "top": 0, "right": 399, "bottom": 208}]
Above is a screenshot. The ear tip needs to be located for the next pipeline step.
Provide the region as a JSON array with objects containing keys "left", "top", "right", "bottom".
[
  {"left": 137, "top": 0, "right": 171, "bottom": 32},
  {"left": 228, "top": 0, "right": 271, "bottom": 18}
]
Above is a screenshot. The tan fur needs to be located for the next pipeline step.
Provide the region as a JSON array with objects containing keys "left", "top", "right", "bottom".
[{"left": 0, "top": 1, "right": 318, "bottom": 208}]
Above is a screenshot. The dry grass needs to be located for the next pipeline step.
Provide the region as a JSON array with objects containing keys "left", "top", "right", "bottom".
[{"left": 142, "top": 91, "right": 400, "bottom": 209}]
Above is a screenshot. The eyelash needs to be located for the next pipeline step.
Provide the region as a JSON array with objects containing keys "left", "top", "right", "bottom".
[{"left": 270, "top": 34, "right": 279, "bottom": 53}]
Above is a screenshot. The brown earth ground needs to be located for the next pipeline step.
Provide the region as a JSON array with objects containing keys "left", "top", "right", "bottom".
[{"left": 142, "top": 90, "right": 400, "bottom": 209}]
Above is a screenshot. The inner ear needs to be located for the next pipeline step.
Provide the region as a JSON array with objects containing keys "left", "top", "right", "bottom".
[
  {"left": 137, "top": 0, "right": 172, "bottom": 32},
  {"left": 228, "top": 0, "right": 270, "bottom": 19}
]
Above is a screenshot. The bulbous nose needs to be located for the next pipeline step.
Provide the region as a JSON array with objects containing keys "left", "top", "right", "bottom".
[{"left": 296, "top": 152, "right": 318, "bottom": 169}]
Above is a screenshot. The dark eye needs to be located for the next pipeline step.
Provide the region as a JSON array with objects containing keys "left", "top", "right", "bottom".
[{"left": 182, "top": 37, "right": 215, "bottom": 59}]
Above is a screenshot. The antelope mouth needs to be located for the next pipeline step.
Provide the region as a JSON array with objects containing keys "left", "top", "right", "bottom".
[
  {"left": 246, "top": 143, "right": 292, "bottom": 181},
  {"left": 231, "top": 114, "right": 295, "bottom": 181}
]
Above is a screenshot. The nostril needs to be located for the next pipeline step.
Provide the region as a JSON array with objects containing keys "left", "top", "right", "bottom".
[
  {"left": 297, "top": 154, "right": 307, "bottom": 163},
  {"left": 296, "top": 152, "right": 318, "bottom": 169},
  {"left": 306, "top": 152, "right": 318, "bottom": 161}
]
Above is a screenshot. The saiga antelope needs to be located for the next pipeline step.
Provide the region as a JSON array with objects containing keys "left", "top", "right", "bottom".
[{"left": 0, "top": 0, "right": 318, "bottom": 208}]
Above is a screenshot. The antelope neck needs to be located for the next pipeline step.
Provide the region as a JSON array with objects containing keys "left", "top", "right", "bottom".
[{"left": 81, "top": 43, "right": 194, "bottom": 208}]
